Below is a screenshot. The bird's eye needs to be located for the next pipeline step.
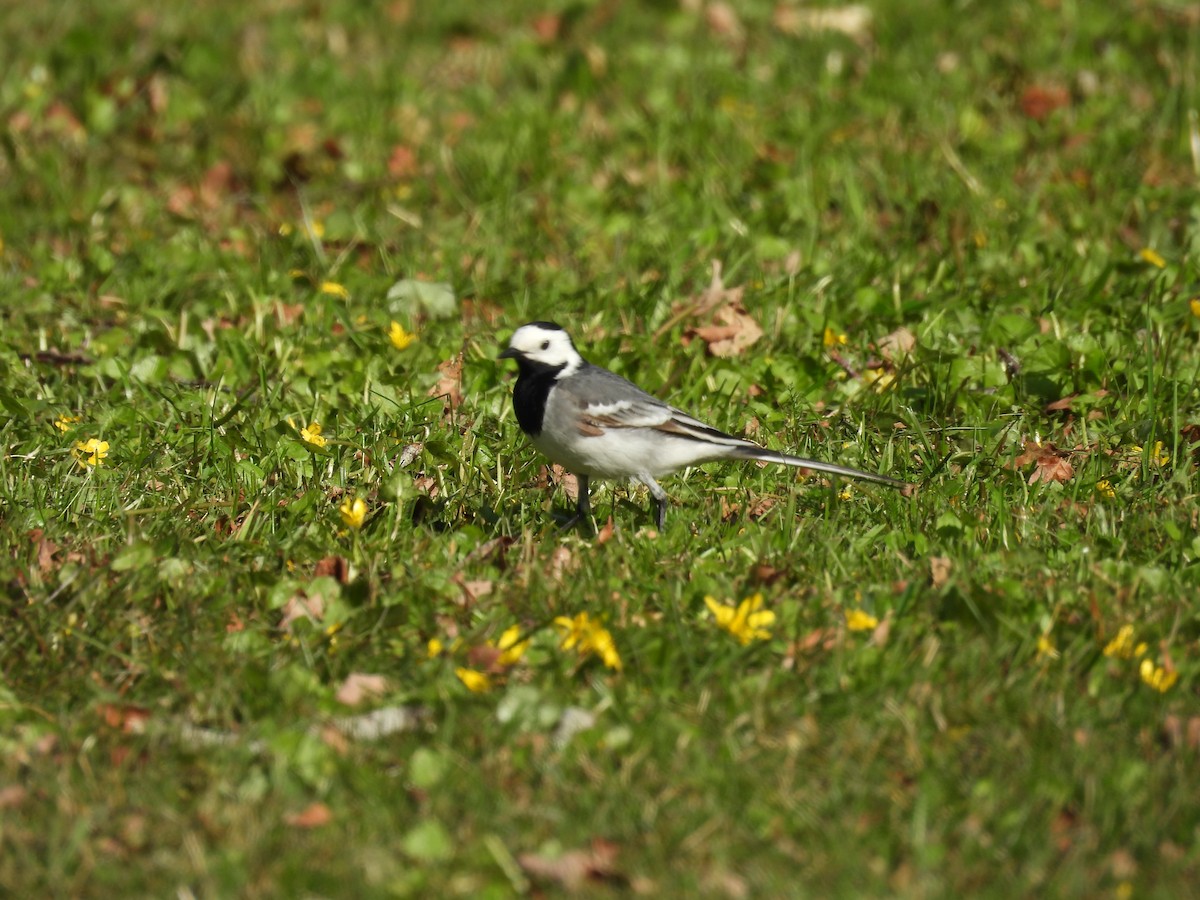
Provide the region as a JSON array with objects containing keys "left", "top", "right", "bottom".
[{"left": 540, "top": 340, "right": 550, "bottom": 351}]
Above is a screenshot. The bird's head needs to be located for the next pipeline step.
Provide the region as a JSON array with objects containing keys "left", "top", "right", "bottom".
[{"left": 498, "top": 321, "right": 583, "bottom": 376}]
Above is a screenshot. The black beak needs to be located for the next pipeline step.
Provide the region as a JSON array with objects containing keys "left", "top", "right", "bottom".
[{"left": 497, "top": 347, "right": 521, "bottom": 360}]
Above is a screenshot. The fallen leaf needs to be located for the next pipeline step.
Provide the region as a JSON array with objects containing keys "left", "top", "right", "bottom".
[
  {"left": 519, "top": 838, "right": 624, "bottom": 891},
  {"left": 428, "top": 353, "right": 463, "bottom": 410},
  {"left": 877, "top": 326, "right": 916, "bottom": 360},
  {"left": 452, "top": 575, "right": 493, "bottom": 605},
  {"left": 313, "top": 555, "right": 350, "bottom": 584},
  {"left": 1020, "top": 84, "right": 1070, "bottom": 122},
  {"left": 336, "top": 673, "right": 389, "bottom": 706},
  {"left": 929, "top": 556, "right": 952, "bottom": 589},
  {"left": 1011, "top": 440, "right": 1076, "bottom": 485},
  {"left": 387, "top": 144, "right": 418, "bottom": 179},
  {"left": 1044, "top": 394, "right": 1078, "bottom": 414},
  {"left": 0, "top": 785, "right": 27, "bottom": 810},
  {"left": 548, "top": 546, "right": 575, "bottom": 583},
  {"left": 531, "top": 12, "right": 561, "bottom": 43},
  {"left": 705, "top": 2, "right": 744, "bottom": 42},
  {"left": 690, "top": 301, "right": 763, "bottom": 358},
  {"left": 98, "top": 704, "right": 151, "bottom": 734},
  {"left": 285, "top": 802, "right": 332, "bottom": 829},
  {"left": 596, "top": 516, "right": 615, "bottom": 544},
  {"left": 280, "top": 593, "right": 326, "bottom": 630},
  {"left": 31, "top": 529, "right": 58, "bottom": 573},
  {"left": 774, "top": 3, "right": 873, "bottom": 41}
]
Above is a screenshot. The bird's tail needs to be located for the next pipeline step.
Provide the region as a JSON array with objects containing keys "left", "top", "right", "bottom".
[{"left": 730, "top": 445, "right": 908, "bottom": 489}]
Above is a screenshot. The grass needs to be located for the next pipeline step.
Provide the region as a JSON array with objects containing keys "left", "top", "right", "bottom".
[{"left": 2, "top": 0, "right": 1198, "bottom": 895}]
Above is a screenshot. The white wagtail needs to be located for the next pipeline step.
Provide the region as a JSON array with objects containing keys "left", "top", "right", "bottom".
[{"left": 499, "top": 321, "right": 907, "bottom": 528}]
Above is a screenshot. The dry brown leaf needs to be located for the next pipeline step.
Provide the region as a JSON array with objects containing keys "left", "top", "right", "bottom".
[
  {"left": 280, "top": 593, "right": 326, "bottom": 630},
  {"left": 774, "top": 3, "right": 873, "bottom": 41},
  {"left": 692, "top": 302, "right": 763, "bottom": 358},
  {"left": 452, "top": 576, "right": 493, "bottom": 605},
  {"left": 313, "top": 555, "right": 350, "bottom": 584},
  {"left": 31, "top": 529, "right": 58, "bottom": 573},
  {"left": 519, "top": 838, "right": 623, "bottom": 891},
  {"left": 546, "top": 465, "right": 579, "bottom": 503},
  {"left": 877, "top": 326, "right": 916, "bottom": 360},
  {"left": 929, "top": 556, "right": 952, "bottom": 589},
  {"left": 428, "top": 353, "right": 463, "bottom": 410},
  {"left": 387, "top": 144, "right": 418, "bottom": 179},
  {"left": 98, "top": 704, "right": 151, "bottom": 735},
  {"left": 548, "top": 546, "right": 575, "bottom": 583},
  {"left": 285, "top": 802, "right": 333, "bottom": 829},
  {"left": 705, "top": 2, "right": 744, "bottom": 42},
  {"left": 596, "top": 516, "right": 615, "bottom": 544},
  {"left": 0, "top": 785, "right": 28, "bottom": 810},
  {"left": 336, "top": 673, "right": 389, "bottom": 706},
  {"left": 1044, "top": 394, "right": 1078, "bottom": 414},
  {"left": 1020, "top": 84, "right": 1070, "bottom": 122},
  {"left": 1011, "top": 440, "right": 1076, "bottom": 485}
]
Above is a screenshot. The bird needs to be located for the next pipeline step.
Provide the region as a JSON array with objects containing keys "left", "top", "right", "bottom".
[{"left": 498, "top": 321, "right": 907, "bottom": 528}]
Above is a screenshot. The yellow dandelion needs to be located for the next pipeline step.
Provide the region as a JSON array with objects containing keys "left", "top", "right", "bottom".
[
  {"left": 823, "top": 327, "right": 847, "bottom": 348},
  {"left": 300, "top": 422, "right": 327, "bottom": 448},
  {"left": 54, "top": 414, "right": 81, "bottom": 432},
  {"left": 1103, "top": 625, "right": 1148, "bottom": 660},
  {"left": 455, "top": 667, "right": 491, "bottom": 693},
  {"left": 705, "top": 594, "right": 776, "bottom": 645},
  {"left": 278, "top": 223, "right": 294, "bottom": 236},
  {"left": 73, "top": 438, "right": 109, "bottom": 468},
  {"left": 388, "top": 320, "right": 417, "bottom": 351},
  {"left": 845, "top": 609, "right": 879, "bottom": 632},
  {"left": 554, "top": 612, "right": 622, "bottom": 671},
  {"left": 1095, "top": 480, "right": 1115, "bottom": 499},
  {"left": 1036, "top": 633, "right": 1059, "bottom": 660},
  {"left": 1138, "top": 248, "right": 1166, "bottom": 269},
  {"left": 319, "top": 281, "right": 349, "bottom": 299},
  {"left": 427, "top": 638, "right": 444, "bottom": 658},
  {"left": 1139, "top": 658, "right": 1178, "bottom": 693},
  {"left": 493, "top": 625, "right": 530, "bottom": 667},
  {"left": 1190, "top": 298, "right": 1200, "bottom": 319},
  {"left": 338, "top": 497, "right": 367, "bottom": 530},
  {"left": 863, "top": 368, "right": 895, "bottom": 392}
]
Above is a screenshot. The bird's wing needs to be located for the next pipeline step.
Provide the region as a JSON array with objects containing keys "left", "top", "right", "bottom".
[{"left": 563, "top": 363, "right": 750, "bottom": 447}]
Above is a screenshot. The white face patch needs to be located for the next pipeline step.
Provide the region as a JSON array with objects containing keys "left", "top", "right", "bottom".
[{"left": 507, "top": 324, "right": 583, "bottom": 376}]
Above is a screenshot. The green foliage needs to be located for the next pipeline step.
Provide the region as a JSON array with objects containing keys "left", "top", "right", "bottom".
[{"left": 1, "top": 0, "right": 1198, "bottom": 896}]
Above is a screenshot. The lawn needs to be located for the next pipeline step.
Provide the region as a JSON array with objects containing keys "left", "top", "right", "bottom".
[{"left": 2, "top": 0, "right": 1198, "bottom": 895}]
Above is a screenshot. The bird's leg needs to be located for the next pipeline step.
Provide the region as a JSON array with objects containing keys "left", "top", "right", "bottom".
[
  {"left": 560, "top": 473, "right": 591, "bottom": 530},
  {"left": 641, "top": 476, "right": 668, "bottom": 529}
]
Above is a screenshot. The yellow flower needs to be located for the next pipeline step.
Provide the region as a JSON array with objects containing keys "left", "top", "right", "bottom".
[
  {"left": 838, "top": 485, "right": 854, "bottom": 502},
  {"left": 1138, "top": 247, "right": 1166, "bottom": 269},
  {"left": 823, "top": 327, "right": 847, "bottom": 347},
  {"left": 389, "top": 321, "right": 417, "bottom": 350},
  {"left": 845, "top": 609, "right": 879, "bottom": 632},
  {"left": 339, "top": 497, "right": 367, "bottom": 530},
  {"left": 1103, "top": 624, "right": 1148, "bottom": 660},
  {"left": 1139, "top": 658, "right": 1178, "bottom": 693},
  {"left": 862, "top": 368, "right": 895, "bottom": 392},
  {"left": 455, "top": 667, "right": 491, "bottom": 693},
  {"left": 73, "top": 438, "right": 109, "bottom": 468},
  {"left": 705, "top": 594, "right": 776, "bottom": 645},
  {"left": 427, "top": 638, "right": 444, "bottom": 658},
  {"left": 320, "top": 281, "right": 349, "bottom": 299},
  {"left": 554, "top": 612, "right": 622, "bottom": 671},
  {"left": 493, "top": 625, "right": 530, "bottom": 667},
  {"left": 54, "top": 414, "right": 81, "bottom": 432},
  {"left": 1095, "top": 480, "right": 1115, "bottom": 499},
  {"left": 1190, "top": 298, "right": 1200, "bottom": 319},
  {"left": 300, "top": 422, "right": 327, "bottom": 447},
  {"left": 1036, "top": 633, "right": 1059, "bottom": 660},
  {"left": 278, "top": 223, "right": 294, "bottom": 236}
]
